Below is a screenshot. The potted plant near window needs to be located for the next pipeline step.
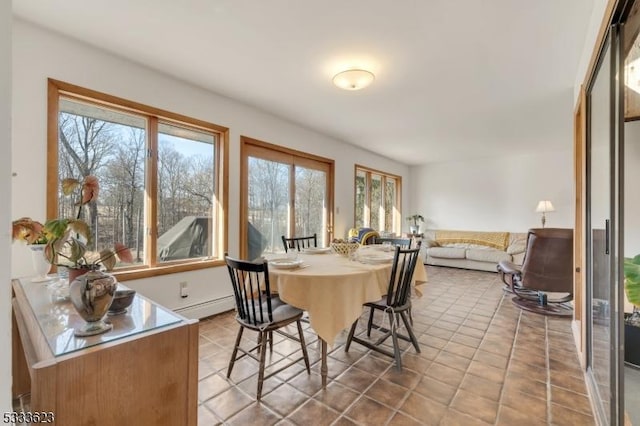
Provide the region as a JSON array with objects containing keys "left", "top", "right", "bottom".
[
  {"left": 406, "top": 214, "right": 424, "bottom": 235},
  {"left": 12, "top": 176, "right": 133, "bottom": 276},
  {"left": 624, "top": 255, "right": 640, "bottom": 367},
  {"left": 12, "top": 175, "right": 133, "bottom": 336},
  {"left": 12, "top": 218, "right": 52, "bottom": 282}
]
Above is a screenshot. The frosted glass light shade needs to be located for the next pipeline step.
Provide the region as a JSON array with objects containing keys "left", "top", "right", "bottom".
[{"left": 332, "top": 69, "right": 375, "bottom": 91}]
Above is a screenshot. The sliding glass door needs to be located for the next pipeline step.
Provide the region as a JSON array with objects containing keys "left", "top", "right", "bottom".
[
  {"left": 586, "top": 23, "right": 624, "bottom": 426},
  {"left": 241, "top": 138, "right": 334, "bottom": 258}
]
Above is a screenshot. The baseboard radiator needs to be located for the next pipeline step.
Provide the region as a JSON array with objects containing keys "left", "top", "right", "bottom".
[{"left": 173, "top": 296, "right": 235, "bottom": 320}]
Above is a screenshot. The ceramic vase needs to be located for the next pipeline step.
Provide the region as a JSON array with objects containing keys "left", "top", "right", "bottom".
[
  {"left": 28, "top": 244, "right": 51, "bottom": 282},
  {"left": 68, "top": 266, "right": 93, "bottom": 284},
  {"left": 69, "top": 269, "right": 117, "bottom": 336}
]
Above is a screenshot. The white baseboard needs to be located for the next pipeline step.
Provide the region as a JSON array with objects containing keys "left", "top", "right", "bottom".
[{"left": 173, "top": 296, "right": 235, "bottom": 320}]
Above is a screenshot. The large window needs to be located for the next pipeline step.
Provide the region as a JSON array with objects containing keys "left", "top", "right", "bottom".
[
  {"left": 354, "top": 165, "right": 401, "bottom": 233},
  {"left": 240, "top": 137, "right": 334, "bottom": 258},
  {"left": 48, "top": 79, "right": 228, "bottom": 279}
]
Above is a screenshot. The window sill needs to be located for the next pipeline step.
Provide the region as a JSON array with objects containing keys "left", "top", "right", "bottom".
[{"left": 113, "top": 259, "right": 225, "bottom": 282}]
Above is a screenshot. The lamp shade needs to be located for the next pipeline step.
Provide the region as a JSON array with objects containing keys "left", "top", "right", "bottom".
[
  {"left": 332, "top": 69, "right": 375, "bottom": 91},
  {"left": 535, "top": 200, "right": 555, "bottom": 213}
]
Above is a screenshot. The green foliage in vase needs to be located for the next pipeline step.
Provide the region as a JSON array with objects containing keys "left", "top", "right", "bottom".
[
  {"left": 405, "top": 214, "right": 424, "bottom": 227},
  {"left": 12, "top": 175, "right": 132, "bottom": 271},
  {"left": 625, "top": 255, "right": 640, "bottom": 308}
]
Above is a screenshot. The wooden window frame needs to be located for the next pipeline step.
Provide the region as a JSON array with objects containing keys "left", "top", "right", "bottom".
[
  {"left": 354, "top": 164, "right": 402, "bottom": 233},
  {"left": 239, "top": 136, "right": 335, "bottom": 259},
  {"left": 47, "top": 79, "right": 229, "bottom": 281}
]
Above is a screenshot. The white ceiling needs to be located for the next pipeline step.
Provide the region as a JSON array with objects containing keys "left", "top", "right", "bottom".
[{"left": 13, "top": 0, "right": 594, "bottom": 165}]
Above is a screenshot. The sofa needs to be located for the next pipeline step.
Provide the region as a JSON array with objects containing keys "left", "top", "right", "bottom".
[{"left": 421, "top": 229, "right": 527, "bottom": 272}]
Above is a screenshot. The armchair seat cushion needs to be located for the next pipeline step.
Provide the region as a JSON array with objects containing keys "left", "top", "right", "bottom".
[{"left": 466, "top": 248, "right": 511, "bottom": 263}]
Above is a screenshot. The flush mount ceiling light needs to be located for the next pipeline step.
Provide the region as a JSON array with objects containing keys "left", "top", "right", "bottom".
[{"left": 332, "top": 69, "right": 375, "bottom": 91}]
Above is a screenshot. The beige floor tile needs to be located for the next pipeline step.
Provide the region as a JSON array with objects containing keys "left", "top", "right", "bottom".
[
  {"left": 225, "top": 402, "right": 281, "bottom": 426},
  {"left": 313, "top": 381, "right": 360, "bottom": 412},
  {"left": 496, "top": 404, "right": 548, "bottom": 426},
  {"left": 204, "top": 387, "right": 254, "bottom": 421},
  {"left": 364, "top": 378, "right": 410, "bottom": 409},
  {"left": 399, "top": 392, "right": 447, "bottom": 423},
  {"left": 450, "top": 389, "right": 499, "bottom": 424},
  {"left": 387, "top": 411, "right": 426, "bottom": 426},
  {"left": 413, "top": 376, "right": 457, "bottom": 405},
  {"left": 260, "top": 383, "right": 310, "bottom": 417},
  {"left": 550, "top": 403, "right": 596, "bottom": 425},
  {"left": 197, "top": 405, "right": 221, "bottom": 426},
  {"left": 550, "top": 385, "right": 593, "bottom": 414},
  {"left": 287, "top": 399, "right": 339, "bottom": 426},
  {"left": 344, "top": 396, "right": 395, "bottom": 424},
  {"left": 440, "top": 409, "right": 493, "bottom": 426},
  {"left": 460, "top": 373, "right": 503, "bottom": 401}
]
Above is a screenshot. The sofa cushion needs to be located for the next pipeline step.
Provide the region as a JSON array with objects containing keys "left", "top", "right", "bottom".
[
  {"left": 427, "top": 247, "right": 466, "bottom": 259},
  {"left": 441, "top": 242, "right": 493, "bottom": 250},
  {"left": 435, "top": 230, "right": 510, "bottom": 250},
  {"left": 466, "top": 248, "right": 511, "bottom": 263},
  {"left": 507, "top": 233, "right": 528, "bottom": 255}
]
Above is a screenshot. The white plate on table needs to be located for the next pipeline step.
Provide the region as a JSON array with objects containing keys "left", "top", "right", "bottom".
[
  {"left": 269, "top": 258, "right": 305, "bottom": 269},
  {"left": 304, "top": 247, "right": 332, "bottom": 254}
]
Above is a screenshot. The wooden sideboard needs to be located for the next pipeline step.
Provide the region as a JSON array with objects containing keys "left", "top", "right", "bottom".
[{"left": 11, "top": 277, "right": 199, "bottom": 426}]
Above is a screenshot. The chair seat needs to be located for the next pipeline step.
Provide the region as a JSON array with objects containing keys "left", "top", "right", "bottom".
[
  {"left": 239, "top": 299, "right": 303, "bottom": 328},
  {"left": 365, "top": 297, "right": 409, "bottom": 311}
]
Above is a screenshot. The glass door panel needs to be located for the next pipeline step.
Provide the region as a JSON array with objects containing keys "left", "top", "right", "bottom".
[
  {"left": 294, "top": 166, "right": 328, "bottom": 247},
  {"left": 370, "top": 174, "right": 383, "bottom": 230},
  {"left": 247, "top": 156, "right": 290, "bottom": 257},
  {"left": 588, "top": 36, "right": 612, "bottom": 422},
  {"left": 355, "top": 169, "right": 366, "bottom": 229},
  {"left": 243, "top": 140, "right": 333, "bottom": 258},
  {"left": 384, "top": 177, "right": 397, "bottom": 233}
]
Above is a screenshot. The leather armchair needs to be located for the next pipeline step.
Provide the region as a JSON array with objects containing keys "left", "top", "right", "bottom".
[{"left": 497, "top": 228, "right": 573, "bottom": 316}]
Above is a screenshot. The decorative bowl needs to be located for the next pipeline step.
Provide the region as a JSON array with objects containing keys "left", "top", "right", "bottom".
[
  {"left": 330, "top": 242, "right": 360, "bottom": 257},
  {"left": 108, "top": 289, "right": 136, "bottom": 315}
]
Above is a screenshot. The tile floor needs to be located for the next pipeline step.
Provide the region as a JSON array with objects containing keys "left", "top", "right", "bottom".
[{"left": 197, "top": 266, "right": 595, "bottom": 425}]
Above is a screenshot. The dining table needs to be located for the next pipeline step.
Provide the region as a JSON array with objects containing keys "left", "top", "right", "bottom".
[{"left": 266, "top": 246, "right": 427, "bottom": 387}]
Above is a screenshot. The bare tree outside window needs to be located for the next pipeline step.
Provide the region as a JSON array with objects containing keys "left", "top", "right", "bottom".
[
  {"left": 354, "top": 166, "right": 401, "bottom": 234},
  {"left": 57, "top": 97, "right": 220, "bottom": 269}
]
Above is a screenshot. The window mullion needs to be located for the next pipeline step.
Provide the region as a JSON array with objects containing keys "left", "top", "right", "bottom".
[
  {"left": 365, "top": 171, "right": 371, "bottom": 227},
  {"left": 381, "top": 175, "right": 387, "bottom": 232},
  {"left": 147, "top": 117, "right": 158, "bottom": 267}
]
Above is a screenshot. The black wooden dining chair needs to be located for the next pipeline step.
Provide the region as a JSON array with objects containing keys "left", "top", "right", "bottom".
[
  {"left": 224, "top": 254, "right": 310, "bottom": 400},
  {"left": 345, "top": 244, "right": 422, "bottom": 371},
  {"left": 373, "top": 236, "right": 413, "bottom": 249},
  {"left": 281, "top": 233, "right": 317, "bottom": 253}
]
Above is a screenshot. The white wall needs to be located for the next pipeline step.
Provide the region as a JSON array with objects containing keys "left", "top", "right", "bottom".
[
  {"left": 11, "top": 20, "right": 409, "bottom": 314},
  {"left": 1, "top": 0, "right": 12, "bottom": 413},
  {"left": 574, "top": 0, "right": 610, "bottom": 102},
  {"left": 409, "top": 150, "right": 574, "bottom": 233}
]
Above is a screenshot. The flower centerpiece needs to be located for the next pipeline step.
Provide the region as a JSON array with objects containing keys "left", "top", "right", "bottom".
[{"left": 406, "top": 214, "right": 424, "bottom": 235}]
